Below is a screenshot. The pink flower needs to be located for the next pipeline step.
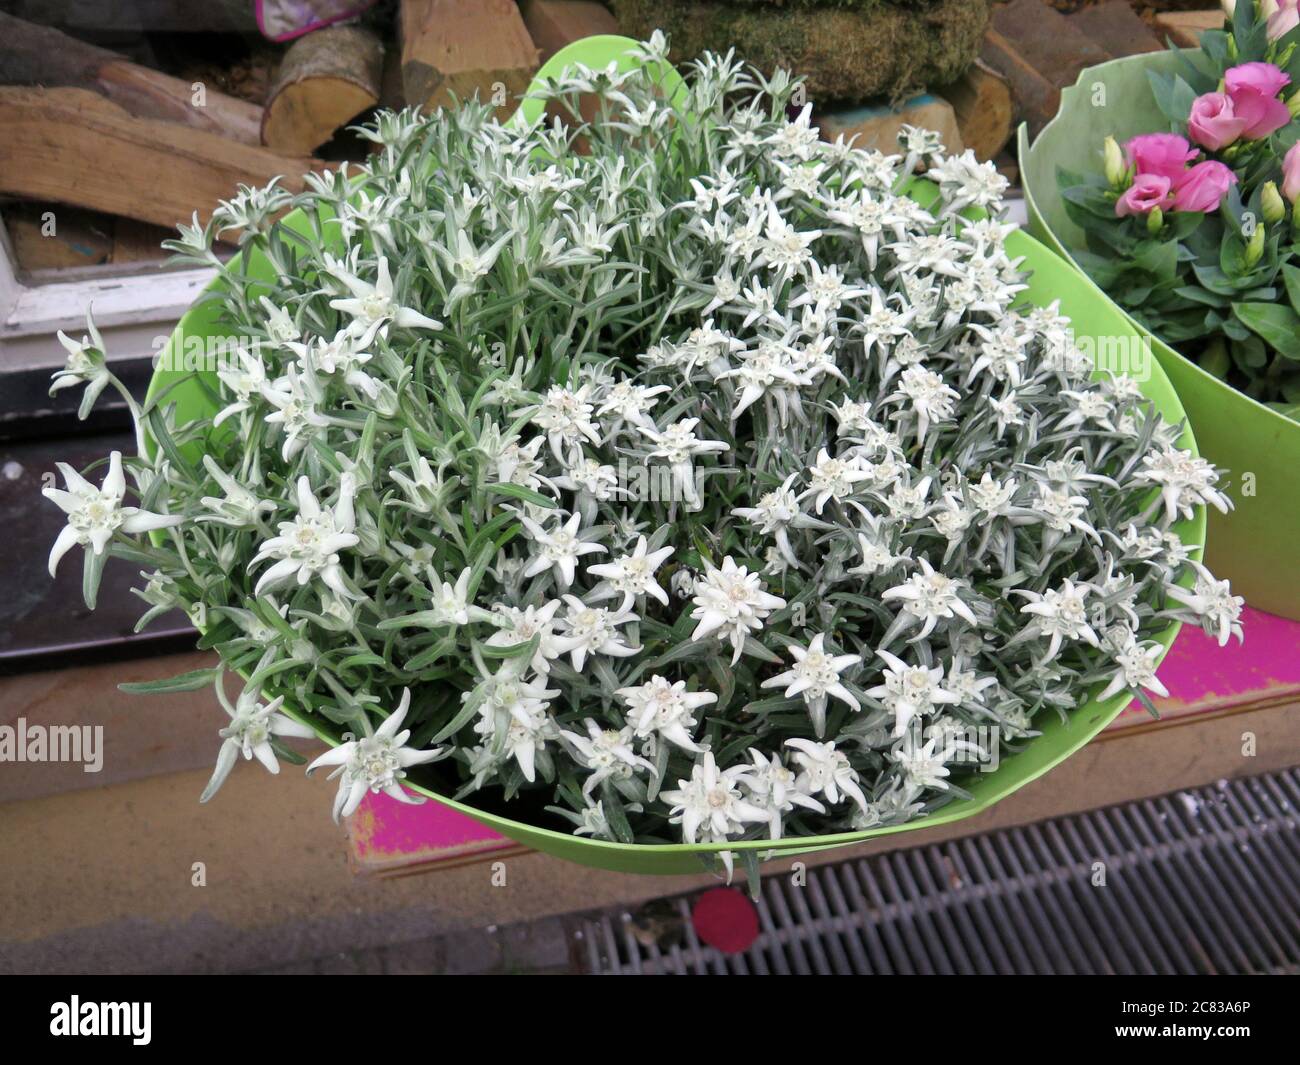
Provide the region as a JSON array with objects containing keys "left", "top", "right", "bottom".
[
  {"left": 1124, "top": 133, "right": 1198, "bottom": 181},
  {"left": 1115, "top": 173, "right": 1175, "bottom": 217},
  {"left": 1188, "top": 92, "right": 1248, "bottom": 150},
  {"left": 1224, "top": 62, "right": 1292, "bottom": 140},
  {"left": 1283, "top": 142, "right": 1300, "bottom": 202},
  {"left": 1268, "top": 0, "right": 1300, "bottom": 41},
  {"left": 1172, "top": 160, "right": 1238, "bottom": 213}
]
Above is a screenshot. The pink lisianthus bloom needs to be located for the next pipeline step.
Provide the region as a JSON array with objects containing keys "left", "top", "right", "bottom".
[
  {"left": 1224, "top": 62, "right": 1293, "bottom": 140},
  {"left": 1115, "top": 173, "right": 1175, "bottom": 217},
  {"left": 1283, "top": 142, "right": 1300, "bottom": 202},
  {"left": 1124, "top": 133, "right": 1198, "bottom": 181},
  {"left": 1188, "top": 92, "right": 1248, "bottom": 150},
  {"left": 1172, "top": 160, "right": 1238, "bottom": 213},
  {"left": 1268, "top": 0, "right": 1300, "bottom": 40}
]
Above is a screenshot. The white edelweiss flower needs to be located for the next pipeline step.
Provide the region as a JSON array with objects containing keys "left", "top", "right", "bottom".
[
  {"left": 261, "top": 363, "right": 330, "bottom": 463},
  {"left": 518, "top": 383, "right": 602, "bottom": 462},
  {"left": 556, "top": 595, "right": 641, "bottom": 671},
  {"left": 327, "top": 255, "right": 443, "bottom": 336},
  {"left": 761, "top": 633, "right": 862, "bottom": 737},
  {"left": 200, "top": 676, "right": 316, "bottom": 802},
  {"left": 389, "top": 455, "right": 451, "bottom": 514},
  {"left": 44, "top": 451, "right": 183, "bottom": 575},
  {"left": 881, "top": 556, "right": 979, "bottom": 641},
  {"left": 518, "top": 511, "right": 606, "bottom": 589},
  {"left": 214, "top": 346, "right": 270, "bottom": 426},
  {"left": 929, "top": 149, "right": 1009, "bottom": 213},
  {"left": 586, "top": 536, "right": 674, "bottom": 611},
  {"left": 890, "top": 729, "right": 957, "bottom": 791},
  {"left": 688, "top": 555, "right": 787, "bottom": 665},
  {"left": 51, "top": 313, "right": 111, "bottom": 411},
  {"left": 616, "top": 675, "right": 715, "bottom": 752},
  {"left": 847, "top": 520, "right": 909, "bottom": 578},
  {"left": 660, "top": 751, "right": 768, "bottom": 851},
  {"left": 859, "top": 286, "right": 916, "bottom": 356},
  {"left": 764, "top": 103, "right": 820, "bottom": 160},
  {"left": 888, "top": 365, "right": 959, "bottom": 443},
  {"left": 287, "top": 326, "right": 382, "bottom": 398},
  {"left": 595, "top": 378, "right": 671, "bottom": 425},
  {"left": 799, "top": 448, "right": 872, "bottom": 513},
  {"left": 639, "top": 417, "right": 729, "bottom": 509},
  {"left": 554, "top": 455, "right": 619, "bottom": 502},
  {"left": 1096, "top": 636, "right": 1171, "bottom": 703},
  {"left": 306, "top": 689, "right": 443, "bottom": 820},
  {"left": 259, "top": 296, "right": 300, "bottom": 345},
  {"left": 739, "top": 749, "right": 825, "bottom": 840},
  {"left": 1133, "top": 446, "right": 1232, "bottom": 525},
  {"left": 865, "top": 649, "right": 962, "bottom": 737},
  {"left": 784, "top": 738, "right": 869, "bottom": 815},
  {"left": 1014, "top": 578, "right": 1100, "bottom": 660},
  {"left": 484, "top": 600, "right": 578, "bottom": 674},
  {"left": 198, "top": 455, "right": 274, "bottom": 527},
  {"left": 251, "top": 475, "right": 360, "bottom": 599},
  {"left": 404, "top": 566, "right": 493, "bottom": 628},
  {"left": 968, "top": 471, "right": 1019, "bottom": 518},
  {"left": 1165, "top": 560, "right": 1244, "bottom": 647},
  {"left": 733, "top": 472, "right": 810, "bottom": 568},
  {"left": 560, "top": 719, "right": 654, "bottom": 796}
]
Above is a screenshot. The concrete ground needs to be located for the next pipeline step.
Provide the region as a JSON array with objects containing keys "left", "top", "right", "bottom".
[{"left": 3, "top": 696, "right": 1297, "bottom": 973}]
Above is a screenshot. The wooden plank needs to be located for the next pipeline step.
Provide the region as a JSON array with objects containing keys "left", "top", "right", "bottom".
[
  {"left": 519, "top": 0, "right": 621, "bottom": 63},
  {"left": 0, "top": 11, "right": 263, "bottom": 145},
  {"left": 0, "top": 87, "right": 319, "bottom": 232},
  {"left": 936, "top": 59, "right": 1012, "bottom": 162},
  {"left": 1154, "top": 9, "right": 1226, "bottom": 48},
  {"left": 1069, "top": 0, "right": 1163, "bottom": 57},
  {"left": 399, "top": 0, "right": 538, "bottom": 121},
  {"left": 818, "top": 95, "right": 964, "bottom": 157}
]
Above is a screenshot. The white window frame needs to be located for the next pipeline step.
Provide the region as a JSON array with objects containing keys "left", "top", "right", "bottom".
[{"left": 0, "top": 219, "right": 214, "bottom": 375}]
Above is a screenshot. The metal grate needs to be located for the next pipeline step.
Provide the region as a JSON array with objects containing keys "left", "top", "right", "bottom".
[{"left": 581, "top": 768, "right": 1300, "bottom": 974}]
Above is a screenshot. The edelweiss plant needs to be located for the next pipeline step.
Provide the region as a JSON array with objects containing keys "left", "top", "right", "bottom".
[{"left": 46, "top": 35, "right": 1242, "bottom": 868}]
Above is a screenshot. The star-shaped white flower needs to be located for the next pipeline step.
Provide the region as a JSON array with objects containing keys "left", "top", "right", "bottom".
[
  {"left": 328, "top": 255, "right": 442, "bottom": 335},
  {"left": 251, "top": 475, "right": 360, "bottom": 599},
  {"left": 307, "top": 689, "right": 443, "bottom": 820},
  {"left": 761, "top": 633, "right": 862, "bottom": 737},
  {"left": 865, "top": 649, "right": 962, "bottom": 737},
  {"left": 616, "top": 675, "right": 715, "bottom": 752},
  {"left": 44, "top": 451, "right": 183, "bottom": 575},
  {"left": 688, "top": 556, "right": 786, "bottom": 665},
  {"left": 518, "top": 511, "right": 606, "bottom": 589},
  {"left": 586, "top": 536, "right": 674, "bottom": 611},
  {"left": 200, "top": 677, "right": 316, "bottom": 802}
]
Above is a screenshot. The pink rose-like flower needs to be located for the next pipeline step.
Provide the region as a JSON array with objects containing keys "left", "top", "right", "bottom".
[
  {"left": 1115, "top": 173, "right": 1175, "bottom": 217},
  {"left": 1172, "top": 160, "right": 1238, "bottom": 213},
  {"left": 1124, "top": 133, "right": 1198, "bottom": 181},
  {"left": 1283, "top": 142, "right": 1300, "bottom": 202},
  {"left": 1188, "top": 92, "right": 1248, "bottom": 150},
  {"left": 1224, "top": 62, "right": 1293, "bottom": 140},
  {"left": 1268, "top": 0, "right": 1300, "bottom": 41}
]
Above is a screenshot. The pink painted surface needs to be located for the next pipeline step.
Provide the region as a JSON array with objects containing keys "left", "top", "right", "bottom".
[
  {"left": 349, "top": 607, "right": 1300, "bottom": 869},
  {"left": 1115, "top": 605, "right": 1300, "bottom": 723}
]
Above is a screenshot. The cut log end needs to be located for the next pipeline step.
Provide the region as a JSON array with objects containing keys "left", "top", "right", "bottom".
[{"left": 261, "top": 26, "right": 384, "bottom": 154}]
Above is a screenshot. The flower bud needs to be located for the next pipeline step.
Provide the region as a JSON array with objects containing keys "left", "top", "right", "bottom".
[
  {"left": 1262, "top": 180, "right": 1286, "bottom": 224},
  {"left": 1289, "top": 88, "right": 1300, "bottom": 118},
  {"left": 1146, "top": 206, "right": 1164, "bottom": 234},
  {"left": 1244, "top": 222, "right": 1265, "bottom": 268},
  {"left": 1103, "top": 135, "right": 1126, "bottom": 188}
]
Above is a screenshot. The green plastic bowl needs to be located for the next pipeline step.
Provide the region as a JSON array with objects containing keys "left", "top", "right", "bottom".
[
  {"left": 145, "top": 37, "right": 1203, "bottom": 875},
  {"left": 1019, "top": 49, "right": 1300, "bottom": 621}
]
